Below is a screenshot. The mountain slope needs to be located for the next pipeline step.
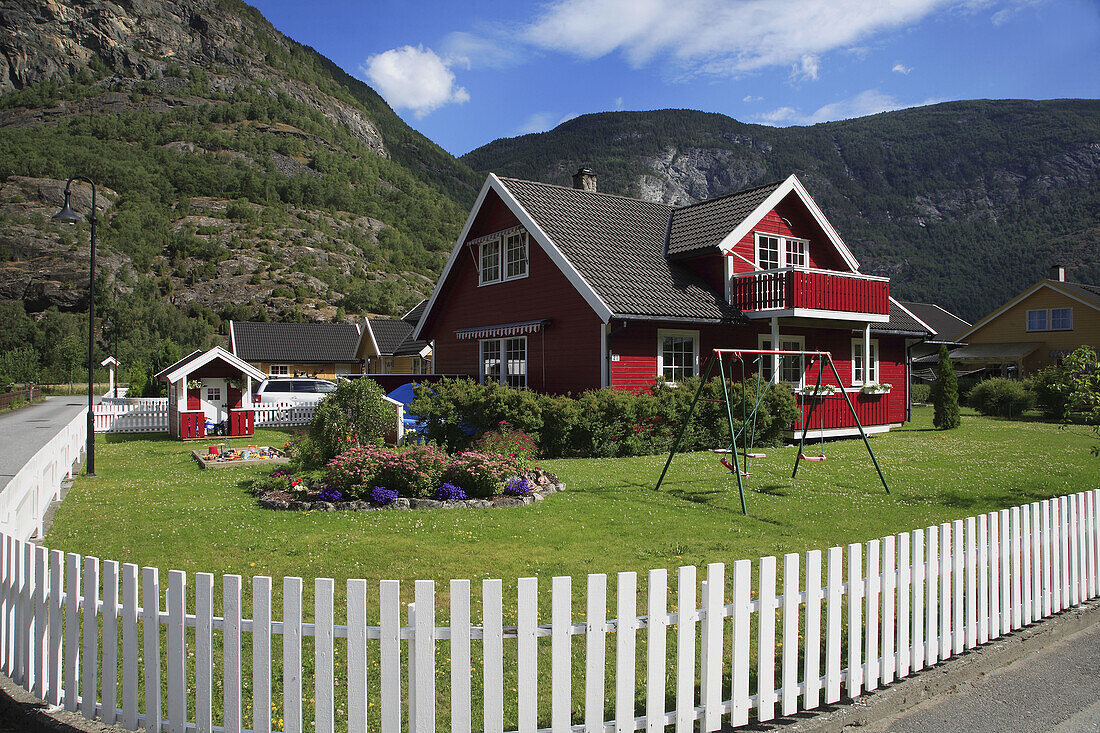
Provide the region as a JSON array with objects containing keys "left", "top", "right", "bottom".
[{"left": 462, "top": 101, "right": 1100, "bottom": 321}]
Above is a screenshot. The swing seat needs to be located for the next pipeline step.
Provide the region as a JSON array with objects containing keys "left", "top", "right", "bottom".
[
  {"left": 711, "top": 448, "right": 732, "bottom": 454},
  {"left": 799, "top": 453, "right": 827, "bottom": 462},
  {"left": 745, "top": 452, "right": 766, "bottom": 459},
  {"left": 718, "top": 458, "right": 751, "bottom": 476}
]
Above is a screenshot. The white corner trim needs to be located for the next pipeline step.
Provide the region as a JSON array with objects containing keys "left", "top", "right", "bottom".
[
  {"left": 413, "top": 173, "right": 614, "bottom": 342},
  {"left": 890, "top": 297, "right": 936, "bottom": 335},
  {"left": 359, "top": 319, "right": 381, "bottom": 358},
  {"left": 228, "top": 320, "right": 237, "bottom": 354},
  {"left": 716, "top": 174, "right": 861, "bottom": 272},
  {"left": 956, "top": 280, "right": 1100, "bottom": 342},
  {"left": 163, "top": 345, "right": 266, "bottom": 384}
]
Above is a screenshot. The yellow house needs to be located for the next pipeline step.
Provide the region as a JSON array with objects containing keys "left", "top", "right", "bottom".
[
  {"left": 228, "top": 321, "right": 363, "bottom": 379},
  {"left": 357, "top": 300, "right": 434, "bottom": 375},
  {"left": 950, "top": 267, "right": 1100, "bottom": 376}
]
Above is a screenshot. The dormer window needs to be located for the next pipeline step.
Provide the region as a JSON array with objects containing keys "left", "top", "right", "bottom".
[
  {"left": 755, "top": 232, "right": 808, "bottom": 270},
  {"left": 478, "top": 229, "right": 529, "bottom": 285}
]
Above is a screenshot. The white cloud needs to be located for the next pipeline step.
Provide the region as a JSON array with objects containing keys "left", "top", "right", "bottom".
[
  {"left": 892, "top": 62, "right": 912, "bottom": 74},
  {"left": 518, "top": 111, "right": 580, "bottom": 134},
  {"left": 522, "top": 0, "right": 994, "bottom": 78},
  {"left": 441, "top": 29, "right": 522, "bottom": 70},
  {"left": 360, "top": 45, "right": 469, "bottom": 117},
  {"left": 614, "top": 96, "right": 625, "bottom": 110},
  {"left": 742, "top": 95, "right": 764, "bottom": 103},
  {"left": 754, "top": 90, "right": 943, "bottom": 126}
]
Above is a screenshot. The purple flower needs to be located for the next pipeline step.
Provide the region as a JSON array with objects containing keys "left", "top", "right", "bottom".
[
  {"left": 369, "top": 486, "right": 399, "bottom": 505},
  {"left": 319, "top": 486, "right": 343, "bottom": 502},
  {"left": 434, "top": 483, "right": 467, "bottom": 501},
  {"left": 503, "top": 476, "right": 532, "bottom": 496}
]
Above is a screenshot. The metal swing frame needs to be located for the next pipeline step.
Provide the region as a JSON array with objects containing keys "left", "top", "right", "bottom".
[{"left": 654, "top": 348, "right": 890, "bottom": 515}]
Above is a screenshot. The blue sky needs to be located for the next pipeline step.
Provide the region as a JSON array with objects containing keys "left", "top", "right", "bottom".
[{"left": 248, "top": 0, "right": 1099, "bottom": 156}]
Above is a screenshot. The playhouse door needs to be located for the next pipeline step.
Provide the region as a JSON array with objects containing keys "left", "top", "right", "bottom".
[{"left": 203, "top": 380, "right": 227, "bottom": 427}]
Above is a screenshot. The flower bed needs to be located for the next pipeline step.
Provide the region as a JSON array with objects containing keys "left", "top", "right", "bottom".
[{"left": 252, "top": 467, "right": 564, "bottom": 511}]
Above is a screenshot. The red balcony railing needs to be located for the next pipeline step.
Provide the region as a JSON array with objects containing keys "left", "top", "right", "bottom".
[{"left": 730, "top": 268, "right": 890, "bottom": 316}]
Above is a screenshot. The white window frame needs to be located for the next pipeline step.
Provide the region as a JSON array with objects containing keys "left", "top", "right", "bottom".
[
  {"left": 1025, "top": 309, "right": 1048, "bottom": 332},
  {"left": 755, "top": 231, "right": 810, "bottom": 270},
  {"left": 851, "top": 337, "right": 880, "bottom": 386},
  {"left": 480, "top": 336, "right": 527, "bottom": 387},
  {"left": 269, "top": 364, "right": 289, "bottom": 376},
  {"left": 206, "top": 387, "right": 221, "bottom": 402},
  {"left": 479, "top": 230, "right": 529, "bottom": 285},
  {"left": 383, "top": 357, "right": 394, "bottom": 373},
  {"left": 758, "top": 333, "right": 806, "bottom": 388},
  {"left": 657, "top": 329, "right": 700, "bottom": 384},
  {"left": 1051, "top": 307, "right": 1073, "bottom": 331}
]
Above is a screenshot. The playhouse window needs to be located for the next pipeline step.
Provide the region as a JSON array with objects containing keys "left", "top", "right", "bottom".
[
  {"left": 657, "top": 330, "right": 699, "bottom": 383},
  {"left": 480, "top": 337, "right": 527, "bottom": 387},
  {"left": 206, "top": 387, "right": 221, "bottom": 401},
  {"left": 851, "top": 338, "right": 879, "bottom": 385}
]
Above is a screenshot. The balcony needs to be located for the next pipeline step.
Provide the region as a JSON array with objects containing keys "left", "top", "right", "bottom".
[{"left": 729, "top": 267, "right": 890, "bottom": 322}]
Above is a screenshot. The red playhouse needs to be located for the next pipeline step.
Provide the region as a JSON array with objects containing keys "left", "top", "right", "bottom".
[
  {"left": 413, "top": 170, "right": 933, "bottom": 439},
  {"left": 155, "top": 346, "right": 268, "bottom": 440}
]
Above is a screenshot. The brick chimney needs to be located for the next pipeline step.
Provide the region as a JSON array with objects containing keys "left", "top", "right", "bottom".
[
  {"left": 571, "top": 167, "right": 597, "bottom": 192},
  {"left": 1050, "top": 265, "right": 1065, "bottom": 282}
]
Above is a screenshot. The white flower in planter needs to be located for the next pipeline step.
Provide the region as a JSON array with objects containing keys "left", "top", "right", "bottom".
[{"left": 861, "top": 382, "right": 893, "bottom": 394}]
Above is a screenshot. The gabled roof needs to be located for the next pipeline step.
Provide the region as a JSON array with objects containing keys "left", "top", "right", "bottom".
[
  {"left": 229, "top": 321, "right": 361, "bottom": 363},
  {"left": 898, "top": 301, "right": 971, "bottom": 341},
  {"left": 667, "top": 181, "right": 783, "bottom": 258},
  {"left": 156, "top": 346, "right": 266, "bottom": 384},
  {"left": 402, "top": 299, "right": 428, "bottom": 325},
  {"left": 361, "top": 316, "right": 432, "bottom": 358},
  {"left": 872, "top": 298, "right": 935, "bottom": 337},
  {"left": 497, "top": 177, "right": 745, "bottom": 323},
  {"left": 957, "top": 278, "right": 1100, "bottom": 342}
]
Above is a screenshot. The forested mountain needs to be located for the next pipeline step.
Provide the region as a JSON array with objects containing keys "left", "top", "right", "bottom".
[
  {"left": 0, "top": 0, "right": 478, "bottom": 387},
  {"left": 463, "top": 101, "right": 1100, "bottom": 321}
]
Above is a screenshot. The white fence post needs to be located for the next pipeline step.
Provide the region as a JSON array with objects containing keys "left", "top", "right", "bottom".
[{"left": 551, "top": 575, "right": 571, "bottom": 733}]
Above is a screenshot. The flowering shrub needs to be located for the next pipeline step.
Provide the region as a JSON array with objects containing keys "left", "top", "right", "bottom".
[
  {"left": 475, "top": 421, "right": 538, "bottom": 464},
  {"left": 503, "top": 476, "right": 532, "bottom": 496},
  {"left": 307, "top": 377, "right": 392, "bottom": 466},
  {"left": 369, "top": 486, "right": 399, "bottom": 505},
  {"left": 325, "top": 445, "right": 393, "bottom": 498},
  {"left": 374, "top": 445, "right": 450, "bottom": 498},
  {"left": 318, "top": 486, "right": 343, "bottom": 502},
  {"left": 442, "top": 451, "right": 525, "bottom": 498},
  {"left": 434, "top": 483, "right": 467, "bottom": 501}
]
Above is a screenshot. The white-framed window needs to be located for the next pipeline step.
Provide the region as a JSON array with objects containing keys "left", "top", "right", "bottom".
[
  {"left": 269, "top": 364, "right": 289, "bottom": 376},
  {"left": 383, "top": 357, "right": 394, "bottom": 373},
  {"left": 759, "top": 334, "right": 806, "bottom": 387},
  {"left": 479, "top": 230, "right": 529, "bottom": 285},
  {"left": 206, "top": 387, "right": 221, "bottom": 401},
  {"left": 1051, "top": 307, "right": 1073, "bottom": 330},
  {"left": 851, "top": 338, "right": 879, "bottom": 385},
  {"left": 755, "top": 232, "right": 810, "bottom": 270},
  {"left": 480, "top": 337, "right": 527, "bottom": 387},
  {"left": 1026, "top": 309, "right": 1048, "bottom": 332},
  {"left": 657, "top": 329, "right": 699, "bottom": 383}
]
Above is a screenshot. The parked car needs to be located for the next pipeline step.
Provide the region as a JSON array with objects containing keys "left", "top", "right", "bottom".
[{"left": 252, "top": 378, "right": 337, "bottom": 406}]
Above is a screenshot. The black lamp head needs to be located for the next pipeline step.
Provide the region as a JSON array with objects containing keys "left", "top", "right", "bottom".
[{"left": 52, "top": 188, "right": 81, "bottom": 223}]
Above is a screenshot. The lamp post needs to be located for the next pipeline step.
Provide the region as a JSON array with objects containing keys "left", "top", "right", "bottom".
[{"left": 52, "top": 176, "right": 98, "bottom": 477}]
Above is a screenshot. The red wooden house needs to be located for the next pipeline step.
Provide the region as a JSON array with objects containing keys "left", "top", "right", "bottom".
[{"left": 414, "top": 170, "right": 933, "bottom": 438}]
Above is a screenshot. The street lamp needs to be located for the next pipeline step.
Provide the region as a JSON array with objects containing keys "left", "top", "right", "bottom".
[{"left": 52, "top": 176, "right": 98, "bottom": 477}]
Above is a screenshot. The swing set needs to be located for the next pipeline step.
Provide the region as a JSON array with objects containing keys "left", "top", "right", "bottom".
[{"left": 654, "top": 348, "right": 890, "bottom": 515}]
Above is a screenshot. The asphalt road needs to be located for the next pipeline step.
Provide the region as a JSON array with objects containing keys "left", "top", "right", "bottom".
[
  {"left": 0, "top": 396, "right": 88, "bottom": 492},
  {"left": 863, "top": 614, "right": 1100, "bottom": 733}
]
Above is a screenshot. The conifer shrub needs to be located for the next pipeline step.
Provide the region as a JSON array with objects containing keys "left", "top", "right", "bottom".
[{"left": 931, "top": 345, "right": 961, "bottom": 429}]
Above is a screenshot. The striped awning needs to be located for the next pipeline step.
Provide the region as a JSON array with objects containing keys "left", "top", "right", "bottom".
[
  {"left": 466, "top": 226, "right": 525, "bottom": 247},
  {"left": 454, "top": 319, "right": 549, "bottom": 340}
]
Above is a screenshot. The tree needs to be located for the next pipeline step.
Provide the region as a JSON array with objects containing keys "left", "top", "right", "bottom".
[
  {"left": 306, "top": 378, "right": 393, "bottom": 467},
  {"left": 931, "top": 344, "right": 961, "bottom": 429},
  {"left": 1056, "top": 346, "right": 1100, "bottom": 455}
]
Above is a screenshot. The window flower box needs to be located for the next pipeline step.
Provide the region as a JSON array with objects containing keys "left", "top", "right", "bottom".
[
  {"left": 860, "top": 382, "right": 893, "bottom": 395},
  {"left": 797, "top": 384, "right": 839, "bottom": 397}
]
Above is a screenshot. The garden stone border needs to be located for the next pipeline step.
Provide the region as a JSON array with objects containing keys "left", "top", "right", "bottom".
[{"left": 255, "top": 469, "right": 565, "bottom": 512}]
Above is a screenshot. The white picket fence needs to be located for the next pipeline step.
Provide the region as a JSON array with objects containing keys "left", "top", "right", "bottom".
[
  {"left": 0, "top": 489, "right": 1097, "bottom": 733},
  {"left": 0, "top": 408, "right": 86, "bottom": 541},
  {"left": 93, "top": 400, "right": 317, "bottom": 433}
]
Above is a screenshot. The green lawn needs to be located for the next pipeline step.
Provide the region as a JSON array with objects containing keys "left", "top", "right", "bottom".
[
  {"left": 42, "top": 406, "right": 1099, "bottom": 732},
  {"left": 47, "top": 406, "right": 1099, "bottom": 608}
]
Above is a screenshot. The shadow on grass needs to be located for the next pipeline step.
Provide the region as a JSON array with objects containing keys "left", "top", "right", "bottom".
[{"left": 104, "top": 432, "right": 173, "bottom": 444}]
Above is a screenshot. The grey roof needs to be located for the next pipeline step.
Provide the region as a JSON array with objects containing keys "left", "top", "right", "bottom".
[
  {"left": 667, "top": 181, "right": 783, "bottom": 258},
  {"left": 899, "top": 301, "right": 970, "bottom": 341},
  {"left": 873, "top": 300, "right": 934, "bottom": 337},
  {"left": 402, "top": 299, "right": 428, "bottom": 325},
  {"left": 231, "top": 321, "right": 361, "bottom": 363},
  {"left": 368, "top": 316, "right": 431, "bottom": 356},
  {"left": 914, "top": 341, "right": 1044, "bottom": 365},
  {"left": 500, "top": 178, "right": 747, "bottom": 323},
  {"left": 1057, "top": 280, "right": 1100, "bottom": 304}
]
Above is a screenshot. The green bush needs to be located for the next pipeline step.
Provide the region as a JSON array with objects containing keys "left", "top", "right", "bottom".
[
  {"left": 968, "top": 378, "right": 1035, "bottom": 418},
  {"left": 306, "top": 378, "right": 392, "bottom": 467},
  {"left": 1028, "top": 367, "right": 1069, "bottom": 419},
  {"left": 910, "top": 383, "right": 931, "bottom": 403},
  {"left": 932, "top": 345, "right": 961, "bottom": 429},
  {"left": 410, "top": 376, "right": 798, "bottom": 459}
]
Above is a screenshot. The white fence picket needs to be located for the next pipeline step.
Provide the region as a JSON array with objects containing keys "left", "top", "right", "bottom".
[
  {"left": 47, "top": 549, "right": 63, "bottom": 707},
  {"left": 347, "top": 579, "right": 369, "bottom": 733},
  {"left": 999, "top": 509, "right": 1011, "bottom": 634},
  {"left": 615, "top": 572, "right": 638, "bottom": 733},
  {"left": 483, "top": 578, "right": 503, "bottom": 733},
  {"left": 224, "top": 575, "right": 242, "bottom": 733},
  {"left": 645, "top": 569, "right": 666, "bottom": 732},
  {"left": 82, "top": 556, "right": 100, "bottom": 720},
  {"left": 910, "top": 529, "right": 924, "bottom": 673},
  {"left": 803, "top": 550, "right": 822, "bottom": 709},
  {"left": 121, "top": 564, "right": 138, "bottom": 728},
  {"left": 731, "top": 559, "right": 752, "bottom": 725},
  {"left": 1021, "top": 504, "right": 1033, "bottom": 626},
  {"left": 64, "top": 552, "right": 80, "bottom": 713},
  {"left": 925, "top": 527, "right": 938, "bottom": 665},
  {"left": 864, "top": 540, "right": 879, "bottom": 691},
  {"left": 977, "top": 515, "right": 989, "bottom": 644},
  {"left": 517, "top": 577, "right": 536, "bottom": 733},
  {"left": 142, "top": 567, "right": 161, "bottom": 732},
  {"left": 101, "top": 560, "right": 119, "bottom": 725},
  {"left": 847, "top": 543, "right": 862, "bottom": 698},
  {"left": 989, "top": 512, "right": 1001, "bottom": 640},
  {"left": 451, "top": 579, "right": 472, "bottom": 733},
  {"left": 33, "top": 546, "right": 47, "bottom": 701},
  {"left": 952, "top": 519, "right": 963, "bottom": 655},
  {"left": 1010, "top": 507, "right": 1022, "bottom": 630},
  {"left": 896, "top": 533, "right": 910, "bottom": 679},
  {"left": 283, "top": 577, "right": 303, "bottom": 733},
  {"left": 673, "top": 565, "right": 694, "bottom": 733},
  {"left": 881, "top": 535, "right": 896, "bottom": 686},
  {"left": 781, "top": 553, "right": 799, "bottom": 716},
  {"left": 938, "top": 523, "right": 951, "bottom": 661},
  {"left": 316, "top": 578, "right": 336, "bottom": 733},
  {"left": 166, "top": 570, "right": 185, "bottom": 733},
  {"left": 195, "top": 573, "right": 213, "bottom": 733},
  {"left": 380, "top": 580, "right": 402, "bottom": 733},
  {"left": 1031, "top": 501, "right": 1042, "bottom": 621},
  {"left": 254, "top": 576, "right": 273, "bottom": 733},
  {"left": 551, "top": 576, "right": 571, "bottom": 733},
  {"left": 758, "top": 555, "right": 777, "bottom": 721},
  {"left": 585, "top": 573, "right": 609, "bottom": 733},
  {"left": 413, "top": 579, "right": 436, "bottom": 733}
]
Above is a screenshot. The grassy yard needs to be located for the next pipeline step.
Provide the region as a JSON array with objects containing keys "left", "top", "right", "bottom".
[
  {"left": 46, "top": 405, "right": 1099, "bottom": 607},
  {"left": 41, "top": 406, "right": 1099, "bottom": 732}
]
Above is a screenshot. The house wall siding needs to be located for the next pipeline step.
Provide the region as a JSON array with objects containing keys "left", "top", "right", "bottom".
[
  {"left": 964, "top": 284, "right": 1100, "bottom": 373},
  {"left": 728, "top": 195, "right": 851, "bottom": 274},
  {"left": 251, "top": 362, "right": 360, "bottom": 380},
  {"left": 422, "top": 193, "right": 604, "bottom": 394}
]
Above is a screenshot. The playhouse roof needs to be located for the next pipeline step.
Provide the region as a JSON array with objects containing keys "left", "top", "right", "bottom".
[{"left": 155, "top": 346, "right": 267, "bottom": 384}]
